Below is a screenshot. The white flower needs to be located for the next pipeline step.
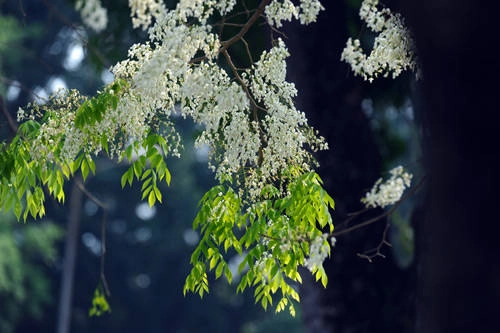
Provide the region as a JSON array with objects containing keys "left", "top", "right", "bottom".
[
  {"left": 341, "top": 0, "right": 419, "bottom": 82},
  {"left": 129, "top": 0, "right": 166, "bottom": 30},
  {"left": 16, "top": 107, "right": 25, "bottom": 122},
  {"left": 265, "top": 0, "right": 298, "bottom": 28},
  {"left": 304, "top": 233, "right": 330, "bottom": 272},
  {"left": 75, "top": 0, "right": 108, "bottom": 33},
  {"left": 361, "top": 165, "right": 413, "bottom": 208},
  {"left": 298, "top": 0, "right": 324, "bottom": 25},
  {"left": 29, "top": 0, "right": 329, "bottom": 206},
  {"left": 265, "top": 0, "right": 324, "bottom": 27}
]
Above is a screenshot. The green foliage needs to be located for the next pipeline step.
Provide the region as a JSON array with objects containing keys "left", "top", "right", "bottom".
[
  {"left": 0, "top": 219, "right": 63, "bottom": 333},
  {"left": 0, "top": 130, "right": 71, "bottom": 221},
  {"left": 0, "top": 79, "right": 172, "bottom": 220},
  {"left": 1, "top": 138, "right": 48, "bottom": 221},
  {"left": 0, "top": 16, "right": 24, "bottom": 54},
  {"left": 184, "top": 170, "right": 334, "bottom": 315},
  {"left": 89, "top": 285, "right": 111, "bottom": 317},
  {"left": 74, "top": 79, "right": 128, "bottom": 129},
  {"left": 120, "top": 133, "right": 172, "bottom": 207}
]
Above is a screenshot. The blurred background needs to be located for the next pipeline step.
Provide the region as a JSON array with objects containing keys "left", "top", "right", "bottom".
[{"left": 1, "top": 1, "right": 425, "bottom": 332}]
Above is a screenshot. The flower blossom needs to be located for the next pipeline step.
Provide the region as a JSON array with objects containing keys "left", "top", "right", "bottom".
[
  {"left": 304, "top": 233, "right": 330, "bottom": 272},
  {"left": 341, "top": 0, "right": 420, "bottom": 82},
  {"left": 75, "top": 0, "right": 108, "bottom": 33},
  {"left": 129, "top": 0, "right": 166, "bottom": 30},
  {"left": 361, "top": 165, "right": 413, "bottom": 208},
  {"left": 265, "top": 0, "right": 324, "bottom": 27},
  {"left": 24, "top": 0, "right": 330, "bottom": 206}
]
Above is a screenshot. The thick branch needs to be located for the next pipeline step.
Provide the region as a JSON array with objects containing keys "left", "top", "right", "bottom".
[
  {"left": 221, "top": 49, "right": 262, "bottom": 113},
  {"left": 220, "top": 0, "right": 271, "bottom": 51}
]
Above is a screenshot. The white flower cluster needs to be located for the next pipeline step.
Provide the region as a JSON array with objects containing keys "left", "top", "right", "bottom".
[
  {"left": 109, "top": 10, "right": 223, "bottom": 157},
  {"left": 243, "top": 39, "right": 328, "bottom": 198},
  {"left": 265, "top": 0, "right": 324, "bottom": 27},
  {"left": 361, "top": 165, "right": 412, "bottom": 208},
  {"left": 24, "top": 0, "right": 328, "bottom": 205},
  {"left": 129, "top": 0, "right": 166, "bottom": 30},
  {"left": 254, "top": 251, "right": 273, "bottom": 283},
  {"left": 111, "top": 2, "right": 328, "bottom": 200},
  {"left": 18, "top": 90, "right": 86, "bottom": 162},
  {"left": 341, "top": 0, "right": 419, "bottom": 82},
  {"left": 303, "top": 233, "right": 330, "bottom": 272},
  {"left": 177, "top": 0, "right": 236, "bottom": 24},
  {"left": 298, "top": 0, "right": 324, "bottom": 24},
  {"left": 75, "top": 0, "right": 108, "bottom": 33},
  {"left": 182, "top": 63, "right": 259, "bottom": 180},
  {"left": 16, "top": 107, "right": 26, "bottom": 122}
]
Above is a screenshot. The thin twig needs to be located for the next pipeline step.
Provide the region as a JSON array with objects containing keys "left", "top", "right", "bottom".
[
  {"left": 356, "top": 220, "right": 392, "bottom": 262},
  {"left": 331, "top": 175, "right": 426, "bottom": 237},
  {"left": 335, "top": 207, "right": 371, "bottom": 230},
  {"left": 213, "top": 22, "right": 246, "bottom": 28},
  {"left": 0, "top": 76, "right": 49, "bottom": 103},
  {"left": 269, "top": 24, "right": 288, "bottom": 42},
  {"left": 42, "top": 0, "right": 111, "bottom": 68},
  {"left": 242, "top": 0, "right": 251, "bottom": 18},
  {"left": 75, "top": 179, "right": 111, "bottom": 297},
  {"left": 100, "top": 209, "right": 111, "bottom": 296},
  {"left": 241, "top": 37, "right": 254, "bottom": 65},
  {"left": 18, "top": 0, "right": 26, "bottom": 18},
  {"left": 75, "top": 180, "right": 108, "bottom": 209},
  {"left": 0, "top": 96, "right": 18, "bottom": 134}
]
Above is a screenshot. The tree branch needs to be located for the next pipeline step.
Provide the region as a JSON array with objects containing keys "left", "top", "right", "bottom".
[
  {"left": 75, "top": 179, "right": 111, "bottom": 297},
  {"left": 0, "top": 96, "right": 18, "bottom": 134},
  {"left": 331, "top": 175, "right": 426, "bottom": 237},
  {"left": 356, "top": 220, "right": 392, "bottom": 262},
  {"left": 220, "top": 0, "right": 272, "bottom": 52},
  {"left": 42, "top": 0, "right": 111, "bottom": 68}
]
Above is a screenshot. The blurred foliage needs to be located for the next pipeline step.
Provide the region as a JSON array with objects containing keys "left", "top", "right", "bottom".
[{"left": 0, "top": 216, "right": 63, "bottom": 333}]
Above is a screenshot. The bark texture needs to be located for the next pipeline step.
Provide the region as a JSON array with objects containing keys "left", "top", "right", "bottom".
[{"left": 393, "top": 1, "right": 500, "bottom": 332}]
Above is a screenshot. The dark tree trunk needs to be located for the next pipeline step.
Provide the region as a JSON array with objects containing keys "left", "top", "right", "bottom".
[
  {"left": 287, "top": 2, "right": 415, "bottom": 332},
  {"left": 57, "top": 178, "right": 83, "bottom": 333},
  {"left": 393, "top": 1, "right": 500, "bottom": 332}
]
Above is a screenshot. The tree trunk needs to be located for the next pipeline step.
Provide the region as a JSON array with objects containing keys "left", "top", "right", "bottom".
[
  {"left": 57, "top": 178, "right": 83, "bottom": 333},
  {"left": 394, "top": 1, "right": 500, "bottom": 332}
]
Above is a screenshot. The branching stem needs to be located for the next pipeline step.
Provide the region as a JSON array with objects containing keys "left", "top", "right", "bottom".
[
  {"left": 76, "top": 180, "right": 111, "bottom": 297},
  {"left": 331, "top": 175, "right": 426, "bottom": 237}
]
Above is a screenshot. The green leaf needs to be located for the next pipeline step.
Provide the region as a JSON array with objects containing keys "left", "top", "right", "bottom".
[
  {"left": 141, "top": 185, "right": 152, "bottom": 200},
  {"left": 148, "top": 191, "right": 155, "bottom": 207},
  {"left": 153, "top": 186, "right": 162, "bottom": 203},
  {"left": 81, "top": 159, "right": 89, "bottom": 181},
  {"left": 88, "top": 286, "right": 111, "bottom": 317},
  {"left": 215, "top": 262, "right": 224, "bottom": 279},
  {"left": 133, "top": 161, "right": 142, "bottom": 179},
  {"left": 120, "top": 170, "right": 129, "bottom": 188},
  {"left": 141, "top": 177, "right": 152, "bottom": 191}
]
